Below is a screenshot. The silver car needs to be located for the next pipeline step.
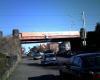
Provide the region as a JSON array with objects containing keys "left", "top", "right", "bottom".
[
  {"left": 33, "top": 53, "right": 42, "bottom": 60},
  {"left": 41, "top": 53, "right": 57, "bottom": 65}
]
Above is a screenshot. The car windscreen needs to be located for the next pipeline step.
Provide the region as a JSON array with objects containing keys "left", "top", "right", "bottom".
[
  {"left": 44, "top": 50, "right": 53, "bottom": 53},
  {"left": 45, "top": 54, "right": 55, "bottom": 57},
  {"left": 82, "top": 55, "right": 100, "bottom": 68},
  {"left": 34, "top": 53, "right": 40, "bottom": 56}
]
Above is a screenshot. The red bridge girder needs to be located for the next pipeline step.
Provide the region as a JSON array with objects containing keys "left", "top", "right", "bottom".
[{"left": 19, "top": 31, "right": 80, "bottom": 41}]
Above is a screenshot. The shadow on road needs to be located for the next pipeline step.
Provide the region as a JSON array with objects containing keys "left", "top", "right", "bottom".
[
  {"left": 28, "top": 58, "right": 34, "bottom": 60},
  {"left": 27, "top": 63, "right": 41, "bottom": 66},
  {"left": 43, "top": 65, "right": 58, "bottom": 70},
  {"left": 28, "top": 74, "right": 60, "bottom": 80},
  {"left": 27, "top": 63, "right": 58, "bottom": 70}
]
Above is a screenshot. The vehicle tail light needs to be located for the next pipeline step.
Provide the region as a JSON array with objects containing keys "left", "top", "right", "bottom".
[
  {"left": 89, "top": 71, "right": 100, "bottom": 80},
  {"left": 95, "top": 74, "right": 100, "bottom": 78},
  {"left": 93, "top": 73, "right": 100, "bottom": 80}
]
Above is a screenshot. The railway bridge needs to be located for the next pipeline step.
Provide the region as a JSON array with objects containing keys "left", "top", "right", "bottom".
[{"left": 19, "top": 31, "right": 80, "bottom": 44}]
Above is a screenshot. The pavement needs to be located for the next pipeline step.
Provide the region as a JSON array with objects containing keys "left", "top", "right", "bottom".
[{"left": 8, "top": 56, "right": 59, "bottom": 80}]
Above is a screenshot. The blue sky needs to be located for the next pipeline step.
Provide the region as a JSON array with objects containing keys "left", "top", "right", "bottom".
[
  {"left": 0, "top": 0, "right": 100, "bottom": 36},
  {"left": 22, "top": 43, "right": 40, "bottom": 52},
  {"left": 22, "top": 43, "right": 46, "bottom": 52}
]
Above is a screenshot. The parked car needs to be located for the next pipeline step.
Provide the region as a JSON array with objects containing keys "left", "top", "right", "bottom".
[
  {"left": 58, "top": 52, "right": 100, "bottom": 80},
  {"left": 43, "top": 50, "right": 54, "bottom": 54},
  {"left": 41, "top": 53, "right": 57, "bottom": 65},
  {"left": 33, "top": 53, "right": 42, "bottom": 60},
  {"left": 56, "top": 51, "right": 76, "bottom": 67}
]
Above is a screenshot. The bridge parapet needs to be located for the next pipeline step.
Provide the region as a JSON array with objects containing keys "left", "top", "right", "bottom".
[{"left": 19, "top": 31, "right": 80, "bottom": 41}]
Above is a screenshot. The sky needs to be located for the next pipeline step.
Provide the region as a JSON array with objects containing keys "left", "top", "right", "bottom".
[
  {"left": 0, "top": 0, "right": 100, "bottom": 36},
  {"left": 22, "top": 43, "right": 47, "bottom": 53},
  {"left": 22, "top": 43, "right": 40, "bottom": 53}
]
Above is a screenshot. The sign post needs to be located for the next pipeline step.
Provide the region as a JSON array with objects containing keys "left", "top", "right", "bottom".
[{"left": 80, "top": 11, "right": 87, "bottom": 46}]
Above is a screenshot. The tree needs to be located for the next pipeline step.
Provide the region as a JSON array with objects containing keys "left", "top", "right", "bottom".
[{"left": 95, "top": 22, "right": 100, "bottom": 33}]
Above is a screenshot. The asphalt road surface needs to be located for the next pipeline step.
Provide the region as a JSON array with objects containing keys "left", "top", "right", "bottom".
[{"left": 9, "top": 56, "right": 60, "bottom": 80}]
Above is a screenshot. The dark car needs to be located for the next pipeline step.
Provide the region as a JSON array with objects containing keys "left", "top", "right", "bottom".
[
  {"left": 41, "top": 53, "right": 57, "bottom": 65},
  {"left": 58, "top": 53, "right": 100, "bottom": 80}
]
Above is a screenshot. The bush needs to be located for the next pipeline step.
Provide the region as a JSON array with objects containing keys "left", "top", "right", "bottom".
[{"left": 0, "top": 36, "right": 21, "bottom": 78}]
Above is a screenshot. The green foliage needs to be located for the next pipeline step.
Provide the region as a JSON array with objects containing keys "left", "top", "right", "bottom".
[
  {"left": 0, "top": 53, "right": 6, "bottom": 58},
  {"left": 0, "top": 53, "right": 7, "bottom": 78}
]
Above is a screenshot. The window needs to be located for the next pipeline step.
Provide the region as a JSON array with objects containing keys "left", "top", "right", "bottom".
[
  {"left": 70, "top": 56, "right": 75, "bottom": 63},
  {"left": 83, "top": 55, "right": 100, "bottom": 67},
  {"left": 95, "top": 56, "right": 100, "bottom": 66},
  {"left": 73, "top": 56, "right": 82, "bottom": 67},
  {"left": 44, "top": 50, "right": 53, "bottom": 53}
]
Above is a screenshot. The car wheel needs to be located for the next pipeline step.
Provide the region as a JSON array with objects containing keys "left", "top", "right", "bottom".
[
  {"left": 59, "top": 70, "right": 65, "bottom": 80},
  {"left": 59, "top": 70, "right": 73, "bottom": 80}
]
